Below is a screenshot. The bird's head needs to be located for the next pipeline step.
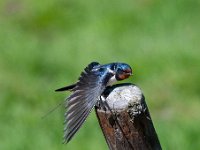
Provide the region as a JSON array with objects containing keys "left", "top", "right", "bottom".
[{"left": 115, "top": 63, "right": 132, "bottom": 81}]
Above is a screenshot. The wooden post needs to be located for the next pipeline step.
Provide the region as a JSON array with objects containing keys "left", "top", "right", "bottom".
[{"left": 95, "top": 84, "right": 162, "bottom": 150}]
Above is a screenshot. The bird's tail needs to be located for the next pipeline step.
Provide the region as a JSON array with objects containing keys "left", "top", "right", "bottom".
[{"left": 55, "top": 83, "right": 76, "bottom": 92}]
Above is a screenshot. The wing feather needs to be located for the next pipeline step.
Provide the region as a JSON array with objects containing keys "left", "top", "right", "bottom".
[
  {"left": 65, "top": 92, "right": 97, "bottom": 141},
  {"left": 64, "top": 107, "right": 91, "bottom": 142},
  {"left": 63, "top": 62, "right": 109, "bottom": 143}
]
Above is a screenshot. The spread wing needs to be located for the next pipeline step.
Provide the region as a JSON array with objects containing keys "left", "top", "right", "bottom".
[
  {"left": 63, "top": 62, "right": 107, "bottom": 143},
  {"left": 55, "top": 62, "right": 100, "bottom": 92}
]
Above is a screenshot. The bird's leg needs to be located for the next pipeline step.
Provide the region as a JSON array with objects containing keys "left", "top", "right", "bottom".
[
  {"left": 99, "top": 96, "right": 107, "bottom": 111},
  {"left": 99, "top": 96, "right": 111, "bottom": 119}
]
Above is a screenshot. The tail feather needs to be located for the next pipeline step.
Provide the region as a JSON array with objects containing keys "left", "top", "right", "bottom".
[{"left": 55, "top": 84, "right": 76, "bottom": 92}]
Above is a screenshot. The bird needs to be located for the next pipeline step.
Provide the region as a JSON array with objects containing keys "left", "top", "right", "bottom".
[{"left": 55, "top": 62, "right": 132, "bottom": 143}]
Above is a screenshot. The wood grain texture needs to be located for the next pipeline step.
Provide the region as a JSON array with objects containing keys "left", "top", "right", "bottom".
[{"left": 95, "top": 84, "right": 162, "bottom": 150}]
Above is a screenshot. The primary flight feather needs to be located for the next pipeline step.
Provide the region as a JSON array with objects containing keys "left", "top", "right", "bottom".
[{"left": 56, "top": 62, "right": 132, "bottom": 143}]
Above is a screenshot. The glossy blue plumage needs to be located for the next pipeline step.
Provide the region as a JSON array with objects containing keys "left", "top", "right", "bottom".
[{"left": 55, "top": 62, "right": 132, "bottom": 143}]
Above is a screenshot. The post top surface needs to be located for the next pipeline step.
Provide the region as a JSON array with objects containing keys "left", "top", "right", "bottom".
[{"left": 103, "top": 84, "right": 143, "bottom": 110}]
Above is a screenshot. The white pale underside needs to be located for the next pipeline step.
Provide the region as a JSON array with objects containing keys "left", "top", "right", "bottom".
[
  {"left": 99, "top": 76, "right": 117, "bottom": 102},
  {"left": 107, "top": 75, "right": 117, "bottom": 86},
  {"left": 106, "top": 67, "right": 117, "bottom": 86}
]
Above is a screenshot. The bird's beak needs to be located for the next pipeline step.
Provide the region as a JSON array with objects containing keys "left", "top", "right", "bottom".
[
  {"left": 127, "top": 72, "right": 133, "bottom": 76},
  {"left": 123, "top": 72, "right": 132, "bottom": 79}
]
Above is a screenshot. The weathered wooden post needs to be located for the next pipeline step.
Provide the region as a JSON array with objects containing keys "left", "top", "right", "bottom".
[{"left": 95, "top": 83, "right": 162, "bottom": 150}]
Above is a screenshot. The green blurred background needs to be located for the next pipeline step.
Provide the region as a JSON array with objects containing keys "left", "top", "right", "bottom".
[{"left": 0, "top": 0, "right": 200, "bottom": 149}]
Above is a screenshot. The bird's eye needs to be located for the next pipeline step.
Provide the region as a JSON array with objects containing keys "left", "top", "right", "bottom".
[{"left": 123, "top": 68, "right": 132, "bottom": 74}]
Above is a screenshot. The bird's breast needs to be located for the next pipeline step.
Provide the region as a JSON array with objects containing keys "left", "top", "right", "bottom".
[{"left": 107, "top": 75, "right": 117, "bottom": 86}]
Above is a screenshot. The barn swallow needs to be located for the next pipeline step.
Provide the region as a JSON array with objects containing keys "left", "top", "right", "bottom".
[{"left": 56, "top": 62, "right": 132, "bottom": 143}]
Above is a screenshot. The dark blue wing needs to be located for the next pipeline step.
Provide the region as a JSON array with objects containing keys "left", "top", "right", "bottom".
[
  {"left": 63, "top": 62, "right": 108, "bottom": 143},
  {"left": 55, "top": 62, "right": 100, "bottom": 92}
]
